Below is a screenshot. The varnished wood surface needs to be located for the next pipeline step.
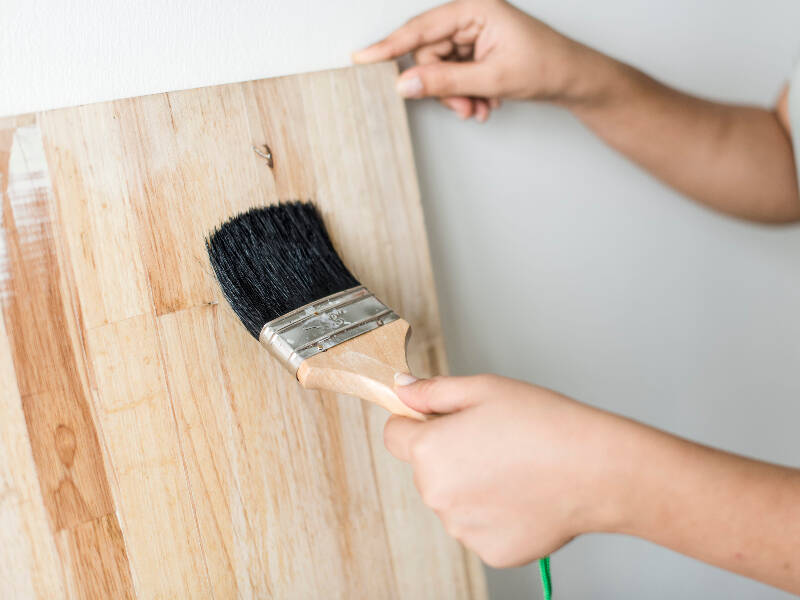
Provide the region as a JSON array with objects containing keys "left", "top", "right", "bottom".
[{"left": 0, "top": 63, "right": 487, "bottom": 599}]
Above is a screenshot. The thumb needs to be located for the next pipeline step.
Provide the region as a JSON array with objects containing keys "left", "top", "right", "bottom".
[
  {"left": 396, "top": 62, "right": 496, "bottom": 100},
  {"left": 394, "top": 374, "right": 484, "bottom": 415}
]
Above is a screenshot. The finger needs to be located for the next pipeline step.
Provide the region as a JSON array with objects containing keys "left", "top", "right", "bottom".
[
  {"left": 396, "top": 62, "right": 496, "bottom": 99},
  {"left": 488, "top": 97, "right": 501, "bottom": 109},
  {"left": 383, "top": 415, "right": 425, "bottom": 462},
  {"left": 394, "top": 375, "right": 487, "bottom": 414},
  {"left": 414, "top": 40, "right": 454, "bottom": 65},
  {"left": 441, "top": 96, "right": 473, "bottom": 119},
  {"left": 452, "top": 20, "right": 483, "bottom": 45},
  {"left": 474, "top": 99, "right": 490, "bottom": 123},
  {"left": 352, "top": 2, "right": 468, "bottom": 63},
  {"left": 413, "top": 41, "right": 473, "bottom": 118}
]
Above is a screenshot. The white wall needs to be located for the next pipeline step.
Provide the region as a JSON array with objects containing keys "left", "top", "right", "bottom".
[{"left": 4, "top": 1, "right": 800, "bottom": 598}]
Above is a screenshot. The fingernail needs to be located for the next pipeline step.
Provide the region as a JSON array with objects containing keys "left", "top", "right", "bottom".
[
  {"left": 396, "top": 76, "right": 423, "bottom": 98},
  {"left": 394, "top": 373, "right": 418, "bottom": 386}
]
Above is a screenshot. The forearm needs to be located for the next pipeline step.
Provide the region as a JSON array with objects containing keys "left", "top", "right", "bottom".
[
  {"left": 562, "top": 49, "right": 800, "bottom": 223},
  {"left": 614, "top": 422, "right": 800, "bottom": 593}
]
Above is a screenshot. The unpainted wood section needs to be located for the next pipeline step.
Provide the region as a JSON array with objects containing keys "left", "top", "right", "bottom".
[
  {"left": 85, "top": 313, "right": 211, "bottom": 598},
  {"left": 297, "top": 65, "right": 442, "bottom": 334},
  {"left": 365, "top": 403, "right": 475, "bottom": 600},
  {"left": 238, "top": 71, "right": 405, "bottom": 595},
  {"left": 293, "top": 65, "right": 478, "bottom": 599},
  {"left": 0, "top": 120, "right": 135, "bottom": 599},
  {"left": 158, "top": 304, "right": 399, "bottom": 598},
  {"left": 111, "top": 85, "right": 267, "bottom": 315},
  {"left": 242, "top": 64, "right": 481, "bottom": 598},
  {"left": 155, "top": 305, "right": 259, "bottom": 599},
  {"left": 240, "top": 76, "right": 315, "bottom": 199}
]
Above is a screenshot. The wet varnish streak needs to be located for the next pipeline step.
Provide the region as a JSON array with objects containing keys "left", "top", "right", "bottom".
[
  {"left": 0, "top": 63, "right": 487, "bottom": 599},
  {"left": 0, "top": 119, "right": 134, "bottom": 598}
]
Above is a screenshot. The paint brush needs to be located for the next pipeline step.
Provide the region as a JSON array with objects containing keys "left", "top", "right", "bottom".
[{"left": 205, "top": 201, "right": 426, "bottom": 420}]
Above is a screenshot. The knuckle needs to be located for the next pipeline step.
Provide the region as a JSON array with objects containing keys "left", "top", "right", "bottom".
[
  {"left": 414, "top": 376, "right": 445, "bottom": 400},
  {"left": 413, "top": 465, "right": 453, "bottom": 510},
  {"left": 420, "top": 482, "right": 451, "bottom": 510},
  {"left": 420, "top": 66, "right": 452, "bottom": 96},
  {"left": 398, "top": 19, "right": 426, "bottom": 48},
  {"left": 384, "top": 40, "right": 404, "bottom": 57},
  {"left": 408, "top": 431, "right": 434, "bottom": 463},
  {"left": 418, "top": 475, "right": 456, "bottom": 511}
]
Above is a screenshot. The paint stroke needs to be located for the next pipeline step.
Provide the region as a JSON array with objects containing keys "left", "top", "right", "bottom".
[{"left": 1, "top": 125, "right": 56, "bottom": 301}]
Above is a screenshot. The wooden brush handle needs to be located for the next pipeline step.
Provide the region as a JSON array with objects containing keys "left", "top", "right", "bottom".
[{"left": 296, "top": 319, "right": 427, "bottom": 421}]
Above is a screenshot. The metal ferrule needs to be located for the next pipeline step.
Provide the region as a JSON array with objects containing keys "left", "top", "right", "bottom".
[{"left": 258, "top": 286, "right": 398, "bottom": 374}]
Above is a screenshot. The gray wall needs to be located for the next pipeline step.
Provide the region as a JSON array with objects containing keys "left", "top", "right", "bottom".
[{"left": 407, "top": 1, "right": 800, "bottom": 598}]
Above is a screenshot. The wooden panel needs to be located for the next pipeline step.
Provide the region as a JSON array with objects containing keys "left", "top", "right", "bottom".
[
  {"left": 0, "top": 117, "right": 135, "bottom": 599},
  {"left": 0, "top": 63, "right": 487, "bottom": 599},
  {"left": 0, "top": 123, "right": 112, "bottom": 527}
]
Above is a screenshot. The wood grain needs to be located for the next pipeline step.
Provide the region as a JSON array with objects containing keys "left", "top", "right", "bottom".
[
  {"left": 0, "top": 117, "right": 135, "bottom": 599},
  {"left": 0, "top": 63, "right": 487, "bottom": 599},
  {"left": 0, "top": 294, "right": 66, "bottom": 599}
]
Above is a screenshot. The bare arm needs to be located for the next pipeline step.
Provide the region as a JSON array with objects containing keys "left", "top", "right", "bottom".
[
  {"left": 622, "top": 422, "right": 800, "bottom": 593},
  {"left": 355, "top": 0, "right": 800, "bottom": 223},
  {"left": 568, "top": 54, "right": 799, "bottom": 222}
]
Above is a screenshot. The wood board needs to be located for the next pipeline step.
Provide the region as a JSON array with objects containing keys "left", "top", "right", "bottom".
[{"left": 0, "top": 62, "right": 487, "bottom": 599}]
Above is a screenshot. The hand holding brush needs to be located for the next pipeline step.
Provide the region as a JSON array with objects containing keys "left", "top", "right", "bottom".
[
  {"left": 206, "top": 201, "right": 427, "bottom": 420},
  {"left": 207, "top": 201, "right": 800, "bottom": 596}
]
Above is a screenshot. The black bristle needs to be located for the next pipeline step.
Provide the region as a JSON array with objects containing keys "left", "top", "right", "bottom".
[{"left": 205, "top": 201, "right": 360, "bottom": 338}]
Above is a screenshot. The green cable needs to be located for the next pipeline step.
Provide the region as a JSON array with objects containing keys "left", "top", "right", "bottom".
[{"left": 538, "top": 556, "right": 552, "bottom": 600}]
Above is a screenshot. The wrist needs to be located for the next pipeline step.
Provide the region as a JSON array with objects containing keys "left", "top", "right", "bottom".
[
  {"left": 578, "top": 413, "right": 666, "bottom": 536},
  {"left": 555, "top": 46, "right": 638, "bottom": 113}
]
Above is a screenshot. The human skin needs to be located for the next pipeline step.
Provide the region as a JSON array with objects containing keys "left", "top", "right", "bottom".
[
  {"left": 353, "top": 0, "right": 800, "bottom": 593},
  {"left": 353, "top": 0, "right": 800, "bottom": 223},
  {"left": 385, "top": 375, "right": 800, "bottom": 594}
]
